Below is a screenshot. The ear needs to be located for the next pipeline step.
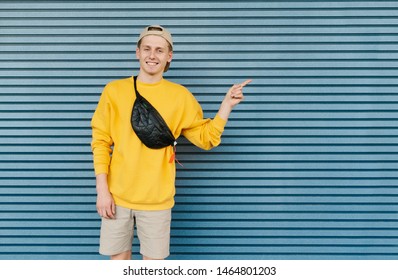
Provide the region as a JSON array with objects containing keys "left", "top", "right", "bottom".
[
  {"left": 136, "top": 47, "right": 140, "bottom": 59},
  {"left": 168, "top": 51, "right": 173, "bottom": 63}
]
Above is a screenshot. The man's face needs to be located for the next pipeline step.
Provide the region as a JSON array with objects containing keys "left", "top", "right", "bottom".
[{"left": 136, "top": 35, "right": 172, "bottom": 76}]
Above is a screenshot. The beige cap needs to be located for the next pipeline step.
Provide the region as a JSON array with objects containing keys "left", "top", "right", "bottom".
[{"left": 138, "top": 25, "right": 173, "bottom": 48}]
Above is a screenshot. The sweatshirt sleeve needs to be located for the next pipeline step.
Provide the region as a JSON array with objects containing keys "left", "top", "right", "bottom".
[
  {"left": 181, "top": 96, "right": 227, "bottom": 150},
  {"left": 91, "top": 85, "right": 114, "bottom": 175}
]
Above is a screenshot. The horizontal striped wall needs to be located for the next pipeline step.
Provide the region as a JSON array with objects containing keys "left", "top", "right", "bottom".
[{"left": 0, "top": 0, "right": 398, "bottom": 260}]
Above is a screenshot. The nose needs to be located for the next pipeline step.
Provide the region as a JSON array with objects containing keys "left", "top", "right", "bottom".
[{"left": 149, "top": 50, "right": 156, "bottom": 59}]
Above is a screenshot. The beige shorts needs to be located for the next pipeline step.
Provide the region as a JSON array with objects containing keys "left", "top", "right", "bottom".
[{"left": 99, "top": 205, "right": 171, "bottom": 259}]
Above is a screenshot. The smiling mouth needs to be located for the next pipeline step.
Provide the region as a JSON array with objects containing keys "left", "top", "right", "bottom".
[{"left": 146, "top": 61, "right": 159, "bottom": 66}]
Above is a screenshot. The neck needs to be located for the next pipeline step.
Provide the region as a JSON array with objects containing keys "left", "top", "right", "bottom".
[{"left": 137, "top": 72, "right": 163, "bottom": 84}]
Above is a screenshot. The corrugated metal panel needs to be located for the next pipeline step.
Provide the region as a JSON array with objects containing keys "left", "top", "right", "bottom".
[{"left": 1, "top": 0, "right": 398, "bottom": 260}]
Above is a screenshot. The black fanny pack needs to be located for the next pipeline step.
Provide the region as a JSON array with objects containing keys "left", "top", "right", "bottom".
[{"left": 130, "top": 76, "right": 176, "bottom": 149}]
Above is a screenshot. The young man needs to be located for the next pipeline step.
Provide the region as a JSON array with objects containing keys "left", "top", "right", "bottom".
[{"left": 91, "top": 25, "right": 251, "bottom": 260}]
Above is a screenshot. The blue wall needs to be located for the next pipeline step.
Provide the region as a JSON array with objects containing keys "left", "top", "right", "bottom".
[{"left": 0, "top": 0, "right": 397, "bottom": 259}]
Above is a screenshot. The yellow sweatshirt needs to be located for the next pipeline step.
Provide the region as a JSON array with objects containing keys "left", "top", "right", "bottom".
[{"left": 91, "top": 76, "right": 227, "bottom": 210}]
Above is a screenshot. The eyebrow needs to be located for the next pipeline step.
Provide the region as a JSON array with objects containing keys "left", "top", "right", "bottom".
[{"left": 141, "top": 44, "right": 167, "bottom": 49}]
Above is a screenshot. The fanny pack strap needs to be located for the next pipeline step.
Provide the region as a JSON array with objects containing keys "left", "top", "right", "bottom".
[{"left": 133, "top": 76, "right": 142, "bottom": 98}]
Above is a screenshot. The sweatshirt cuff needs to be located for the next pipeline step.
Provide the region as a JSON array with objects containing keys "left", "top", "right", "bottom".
[
  {"left": 214, "top": 113, "right": 228, "bottom": 131},
  {"left": 94, "top": 165, "right": 109, "bottom": 175}
]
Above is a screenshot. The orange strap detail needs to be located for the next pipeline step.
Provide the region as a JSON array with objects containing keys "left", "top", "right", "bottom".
[{"left": 169, "top": 142, "right": 183, "bottom": 167}]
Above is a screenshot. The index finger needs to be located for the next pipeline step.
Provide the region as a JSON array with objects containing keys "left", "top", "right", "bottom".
[{"left": 239, "top": 79, "right": 252, "bottom": 88}]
